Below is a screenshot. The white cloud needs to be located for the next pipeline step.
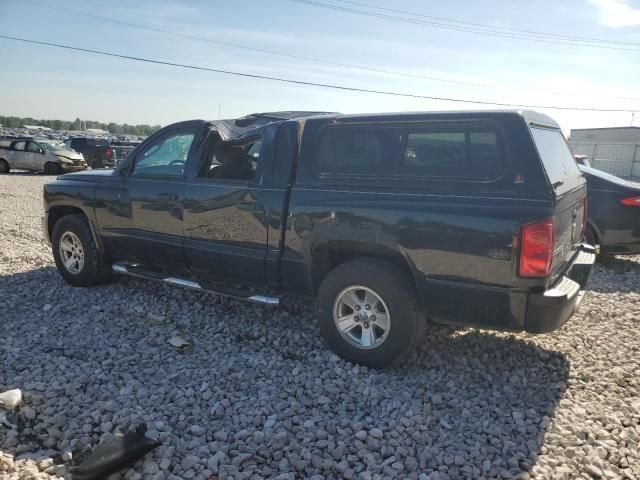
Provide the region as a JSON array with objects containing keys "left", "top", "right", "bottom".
[{"left": 588, "top": 0, "right": 640, "bottom": 27}]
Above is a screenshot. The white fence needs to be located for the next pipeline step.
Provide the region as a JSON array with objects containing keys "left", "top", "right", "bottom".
[{"left": 569, "top": 141, "right": 640, "bottom": 179}]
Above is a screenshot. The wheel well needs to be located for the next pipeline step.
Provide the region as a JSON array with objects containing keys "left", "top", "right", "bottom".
[
  {"left": 311, "top": 241, "right": 417, "bottom": 294},
  {"left": 47, "top": 206, "right": 86, "bottom": 241},
  {"left": 586, "top": 221, "right": 600, "bottom": 244}
]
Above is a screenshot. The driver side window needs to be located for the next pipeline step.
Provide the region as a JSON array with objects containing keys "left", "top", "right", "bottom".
[
  {"left": 27, "top": 142, "right": 43, "bottom": 154},
  {"left": 132, "top": 129, "right": 196, "bottom": 176}
]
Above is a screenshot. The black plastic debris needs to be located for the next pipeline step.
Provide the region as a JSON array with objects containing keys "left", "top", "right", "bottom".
[{"left": 72, "top": 424, "right": 161, "bottom": 480}]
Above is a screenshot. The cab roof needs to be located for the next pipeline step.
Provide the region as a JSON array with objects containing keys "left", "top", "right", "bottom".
[{"left": 204, "top": 109, "right": 560, "bottom": 141}]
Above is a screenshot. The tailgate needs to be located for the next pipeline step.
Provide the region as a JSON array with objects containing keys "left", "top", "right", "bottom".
[
  {"left": 529, "top": 126, "right": 587, "bottom": 278},
  {"left": 550, "top": 186, "right": 587, "bottom": 276}
]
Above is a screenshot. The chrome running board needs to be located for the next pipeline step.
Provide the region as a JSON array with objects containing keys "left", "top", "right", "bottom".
[{"left": 112, "top": 262, "right": 280, "bottom": 306}]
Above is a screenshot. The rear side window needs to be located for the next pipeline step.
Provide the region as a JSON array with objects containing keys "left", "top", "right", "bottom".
[
  {"left": 316, "top": 127, "right": 403, "bottom": 175},
  {"left": 530, "top": 128, "right": 582, "bottom": 188},
  {"left": 401, "top": 127, "right": 504, "bottom": 179},
  {"left": 12, "top": 141, "right": 26, "bottom": 151},
  {"left": 314, "top": 123, "right": 504, "bottom": 180}
]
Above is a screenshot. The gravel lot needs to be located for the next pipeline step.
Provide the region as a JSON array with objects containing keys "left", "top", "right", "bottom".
[{"left": 1, "top": 173, "right": 639, "bottom": 480}]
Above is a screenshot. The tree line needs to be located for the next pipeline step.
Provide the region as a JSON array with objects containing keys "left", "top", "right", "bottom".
[{"left": 0, "top": 115, "right": 162, "bottom": 136}]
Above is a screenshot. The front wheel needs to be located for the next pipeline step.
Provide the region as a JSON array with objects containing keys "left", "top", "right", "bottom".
[
  {"left": 52, "top": 214, "right": 111, "bottom": 287},
  {"left": 317, "top": 259, "right": 423, "bottom": 369},
  {"left": 44, "top": 162, "right": 61, "bottom": 175}
]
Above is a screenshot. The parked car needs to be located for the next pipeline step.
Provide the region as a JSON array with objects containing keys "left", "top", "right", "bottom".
[
  {"left": 0, "top": 138, "right": 86, "bottom": 174},
  {"left": 63, "top": 137, "right": 114, "bottom": 169},
  {"left": 580, "top": 164, "right": 640, "bottom": 255},
  {"left": 43, "top": 110, "right": 595, "bottom": 367}
]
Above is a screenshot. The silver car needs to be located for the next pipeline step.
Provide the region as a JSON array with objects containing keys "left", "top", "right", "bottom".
[{"left": 0, "top": 138, "right": 87, "bottom": 174}]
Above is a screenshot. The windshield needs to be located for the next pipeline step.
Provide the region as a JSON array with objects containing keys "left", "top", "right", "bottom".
[{"left": 42, "top": 142, "right": 72, "bottom": 153}]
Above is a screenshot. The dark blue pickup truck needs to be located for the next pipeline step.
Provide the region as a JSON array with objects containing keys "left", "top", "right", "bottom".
[{"left": 43, "top": 110, "right": 595, "bottom": 368}]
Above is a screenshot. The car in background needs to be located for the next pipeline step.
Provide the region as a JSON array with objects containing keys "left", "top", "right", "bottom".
[
  {"left": 64, "top": 137, "right": 114, "bottom": 169},
  {"left": 574, "top": 154, "right": 592, "bottom": 168},
  {"left": 0, "top": 138, "right": 86, "bottom": 174},
  {"left": 580, "top": 164, "right": 640, "bottom": 255}
]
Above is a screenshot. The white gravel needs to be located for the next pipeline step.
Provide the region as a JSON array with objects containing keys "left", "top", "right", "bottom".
[{"left": 1, "top": 173, "right": 639, "bottom": 480}]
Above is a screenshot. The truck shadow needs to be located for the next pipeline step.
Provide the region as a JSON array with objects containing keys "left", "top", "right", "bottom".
[{"left": 1, "top": 267, "right": 568, "bottom": 479}]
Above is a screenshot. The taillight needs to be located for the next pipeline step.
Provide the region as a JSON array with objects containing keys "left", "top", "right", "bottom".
[
  {"left": 620, "top": 196, "right": 640, "bottom": 207},
  {"left": 105, "top": 147, "right": 113, "bottom": 159},
  {"left": 519, "top": 218, "right": 555, "bottom": 277}
]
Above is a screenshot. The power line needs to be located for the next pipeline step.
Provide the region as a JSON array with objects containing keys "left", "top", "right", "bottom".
[
  {"left": 12, "top": 0, "right": 640, "bottom": 102},
  {"left": 332, "top": 0, "right": 640, "bottom": 47},
  {"left": 0, "top": 34, "right": 638, "bottom": 113},
  {"left": 11, "top": 0, "right": 494, "bottom": 88},
  {"left": 291, "top": 0, "right": 640, "bottom": 52}
]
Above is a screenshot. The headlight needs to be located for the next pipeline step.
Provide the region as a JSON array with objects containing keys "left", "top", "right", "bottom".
[{"left": 56, "top": 156, "right": 73, "bottom": 164}]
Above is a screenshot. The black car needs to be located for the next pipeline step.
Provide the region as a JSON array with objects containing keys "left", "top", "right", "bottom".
[
  {"left": 63, "top": 137, "right": 114, "bottom": 169},
  {"left": 580, "top": 165, "right": 640, "bottom": 255},
  {"left": 43, "top": 110, "right": 595, "bottom": 368}
]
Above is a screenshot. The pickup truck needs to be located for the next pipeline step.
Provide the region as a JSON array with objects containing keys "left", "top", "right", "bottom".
[
  {"left": 0, "top": 138, "right": 87, "bottom": 174},
  {"left": 43, "top": 110, "right": 595, "bottom": 368},
  {"left": 63, "top": 137, "right": 114, "bottom": 169}
]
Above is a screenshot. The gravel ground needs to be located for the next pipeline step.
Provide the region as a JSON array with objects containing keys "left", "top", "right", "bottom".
[{"left": 1, "top": 173, "right": 639, "bottom": 480}]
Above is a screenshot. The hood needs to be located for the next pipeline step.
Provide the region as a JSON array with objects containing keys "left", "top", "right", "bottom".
[{"left": 55, "top": 149, "right": 84, "bottom": 160}]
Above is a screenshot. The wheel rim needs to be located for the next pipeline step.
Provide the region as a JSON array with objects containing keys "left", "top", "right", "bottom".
[
  {"left": 58, "top": 231, "right": 85, "bottom": 274},
  {"left": 333, "top": 285, "right": 391, "bottom": 350}
]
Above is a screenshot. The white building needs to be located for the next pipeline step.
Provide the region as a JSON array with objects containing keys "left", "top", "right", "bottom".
[
  {"left": 569, "top": 127, "right": 640, "bottom": 179},
  {"left": 86, "top": 128, "right": 108, "bottom": 135}
]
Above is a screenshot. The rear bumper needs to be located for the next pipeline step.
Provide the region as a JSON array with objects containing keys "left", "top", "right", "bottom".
[{"left": 524, "top": 244, "right": 596, "bottom": 333}]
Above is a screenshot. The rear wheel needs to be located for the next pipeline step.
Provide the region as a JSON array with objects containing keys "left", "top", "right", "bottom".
[
  {"left": 317, "top": 259, "right": 423, "bottom": 369},
  {"left": 585, "top": 225, "right": 599, "bottom": 249},
  {"left": 44, "top": 162, "right": 61, "bottom": 175},
  {"left": 0, "top": 159, "right": 9, "bottom": 174},
  {"left": 52, "top": 214, "right": 111, "bottom": 287}
]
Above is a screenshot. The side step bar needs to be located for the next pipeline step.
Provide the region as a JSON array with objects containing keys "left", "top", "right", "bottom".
[{"left": 112, "top": 262, "right": 280, "bottom": 306}]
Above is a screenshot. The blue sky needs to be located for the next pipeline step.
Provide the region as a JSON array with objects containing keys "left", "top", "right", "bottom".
[{"left": 0, "top": 0, "right": 639, "bottom": 132}]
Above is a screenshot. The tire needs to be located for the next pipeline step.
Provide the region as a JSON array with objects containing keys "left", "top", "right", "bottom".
[
  {"left": 44, "top": 162, "right": 61, "bottom": 175},
  {"left": 585, "top": 226, "right": 597, "bottom": 247},
  {"left": 52, "top": 214, "right": 111, "bottom": 287},
  {"left": 0, "top": 159, "right": 9, "bottom": 174},
  {"left": 317, "top": 258, "right": 424, "bottom": 369}
]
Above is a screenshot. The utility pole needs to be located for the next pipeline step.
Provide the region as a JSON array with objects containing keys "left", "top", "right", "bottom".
[
  {"left": 218, "top": 104, "right": 221, "bottom": 119},
  {"left": 632, "top": 112, "right": 635, "bottom": 127}
]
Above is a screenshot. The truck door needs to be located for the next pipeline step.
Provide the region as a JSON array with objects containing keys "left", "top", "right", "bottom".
[
  {"left": 108, "top": 125, "right": 199, "bottom": 272},
  {"left": 182, "top": 130, "right": 273, "bottom": 286}
]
